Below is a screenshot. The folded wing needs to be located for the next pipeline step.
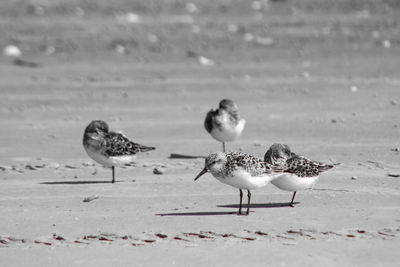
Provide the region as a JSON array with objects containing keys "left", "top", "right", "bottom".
[
  {"left": 283, "top": 155, "right": 333, "bottom": 177},
  {"left": 105, "top": 131, "right": 156, "bottom": 157}
]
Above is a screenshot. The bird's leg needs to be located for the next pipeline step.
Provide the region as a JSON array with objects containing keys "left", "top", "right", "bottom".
[
  {"left": 222, "top": 142, "right": 226, "bottom": 153},
  {"left": 111, "top": 166, "right": 115, "bottom": 183},
  {"left": 238, "top": 189, "right": 243, "bottom": 215},
  {"left": 289, "top": 192, "right": 296, "bottom": 207},
  {"left": 246, "top": 190, "right": 251, "bottom": 215}
]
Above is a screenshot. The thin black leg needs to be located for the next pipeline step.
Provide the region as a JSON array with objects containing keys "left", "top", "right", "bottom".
[
  {"left": 238, "top": 189, "right": 243, "bottom": 215},
  {"left": 222, "top": 142, "right": 226, "bottom": 153},
  {"left": 290, "top": 192, "right": 296, "bottom": 207},
  {"left": 112, "top": 166, "right": 115, "bottom": 183},
  {"left": 246, "top": 190, "right": 251, "bottom": 215}
]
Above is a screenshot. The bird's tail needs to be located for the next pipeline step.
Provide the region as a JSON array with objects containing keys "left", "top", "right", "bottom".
[
  {"left": 317, "top": 163, "right": 334, "bottom": 173},
  {"left": 134, "top": 143, "right": 156, "bottom": 152}
]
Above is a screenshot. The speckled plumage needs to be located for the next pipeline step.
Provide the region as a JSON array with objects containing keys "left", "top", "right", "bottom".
[
  {"left": 264, "top": 143, "right": 333, "bottom": 178},
  {"left": 264, "top": 143, "right": 333, "bottom": 206},
  {"left": 102, "top": 131, "right": 155, "bottom": 157},
  {"left": 194, "top": 151, "right": 283, "bottom": 215},
  {"left": 282, "top": 155, "right": 333, "bottom": 177},
  {"left": 83, "top": 120, "right": 155, "bottom": 183},
  {"left": 224, "top": 151, "right": 279, "bottom": 177}
]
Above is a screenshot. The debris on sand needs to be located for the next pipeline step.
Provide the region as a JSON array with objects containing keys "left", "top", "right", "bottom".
[
  {"left": 197, "top": 56, "right": 215, "bottom": 66},
  {"left": 351, "top": 176, "right": 357, "bottom": 180},
  {"left": 186, "top": 50, "right": 198, "bottom": 58},
  {"left": 185, "top": 51, "right": 215, "bottom": 66},
  {"left": 390, "top": 100, "right": 398, "bottom": 106},
  {"left": 3, "top": 45, "right": 22, "bottom": 57},
  {"left": 83, "top": 195, "right": 99, "bottom": 202},
  {"left": 387, "top": 173, "right": 400, "bottom": 178},
  {"left": 13, "top": 58, "right": 40, "bottom": 68},
  {"left": 24, "top": 164, "right": 37, "bottom": 171},
  {"left": 115, "top": 12, "right": 141, "bottom": 24},
  {"left": 153, "top": 168, "right": 164, "bottom": 175},
  {"left": 350, "top": 86, "right": 358, "bottom": 92},
  {"left": 65, "top": 164, "right": 80, "bottom": 169},
  {"left": 391, "top": 148, "right": 399, "bottom": 152},
  {"left": 0, "top": 165, "right": 12, "bottom": 171}
]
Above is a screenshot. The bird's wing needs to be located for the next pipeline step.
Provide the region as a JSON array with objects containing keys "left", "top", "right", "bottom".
[
  {"left": 228, "top": 152, "right": 279, "bottom": 176},
  {"left": 283, "top": 155, "right": 333, "bottom": 177},
  {"left": 204, "top": 108, "right": 218, "bottom": 133},
  {"left": 104, "top": 131, "right": 155, "bottom": 157}
]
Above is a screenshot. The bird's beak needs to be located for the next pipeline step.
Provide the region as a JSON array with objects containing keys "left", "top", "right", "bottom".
[{"left": 194, "top": 167, "right": 208, "bottom": 181}]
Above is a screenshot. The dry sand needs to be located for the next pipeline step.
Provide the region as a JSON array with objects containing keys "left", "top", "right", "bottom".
[{"left": 1, "top": 1, "right": 400, "bottom": 266}]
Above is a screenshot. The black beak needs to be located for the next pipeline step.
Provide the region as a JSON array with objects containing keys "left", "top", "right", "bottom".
[{"left": 194, "top": 167, "right": 208, "bottom": 181}]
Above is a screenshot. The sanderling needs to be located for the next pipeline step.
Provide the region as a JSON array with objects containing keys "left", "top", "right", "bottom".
[
  {"left": 194, "top": 151, "right": 283, "bottom": 215},
  {"left": 204, "top": 99, "right": 245, "bottom": 152},
  {"left": 264, "top": 143, "right": 333, "bottom": 207},
  {"left": 83, "top": 120, "right": 155, "bottom": 183}
]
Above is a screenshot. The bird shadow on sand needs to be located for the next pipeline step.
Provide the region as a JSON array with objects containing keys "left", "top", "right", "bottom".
[
  {"left": 40, "top": 180, "right": 118, "bottom": 185},
  {"left": 156, "top": 211, "right": 238, "bottom": 216},
  {"left": 217, "top": 202, "right": 300, "bottom": 209}
]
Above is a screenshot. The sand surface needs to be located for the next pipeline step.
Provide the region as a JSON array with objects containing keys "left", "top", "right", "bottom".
[{"left": 1, "top": 1, "right": 400, "bottom": 266}]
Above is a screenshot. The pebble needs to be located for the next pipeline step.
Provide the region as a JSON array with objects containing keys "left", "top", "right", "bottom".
[
  {"left": 0, "top": 165, "right": 9, "bottom": 171},
  {"left": 390, "top": 100, "right": 398, "bottom": 106},
  {"left": 83, "top": 195, "right": 99, "bottom": 202},
  {"left": 198, "top": 56, "right": 215, "bottom": 66},
  {"left": 351, "top": 176, "right": 357, "bottom": 180},
  {"left": 388, "top": 173, "right": 400, "bottom": 178},
  {"left": 3, "top": 45, "right": 22, "bottom": 57},
  {"left": 25, "top": 165, "right": 37, "bottom": 171},
  {"left": 153, "top": 168, "right": 164, "bottom": 175},
  {"left": 391, "top": 148, "right": 399, "bottom": 152}
]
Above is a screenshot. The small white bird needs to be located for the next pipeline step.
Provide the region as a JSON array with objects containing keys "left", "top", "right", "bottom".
[
  {"left": 204, "top": 99, "right": 245, "bottom": 152},
  {"left": 264, "top": 143, "right": 333, "bottom": 207},
  {"left": 83, "top": 120, "right": 155, "bottom": 183},
  {"left": 194, "top": 151, "right": 283, "bottom": 215}
]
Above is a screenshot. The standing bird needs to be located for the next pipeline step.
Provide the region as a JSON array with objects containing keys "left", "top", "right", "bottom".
[
  {"left": 194, "top": 151, "right": 283, "bottom": 215},
  {"left": 83, "top": 120, "right": 155, "bottom": 183},
  {"left": 204, "top": 99, "right": 245, "bottom": 152},
  {"left": 264, "top": 143, "right": 333, "bottom": 207}
]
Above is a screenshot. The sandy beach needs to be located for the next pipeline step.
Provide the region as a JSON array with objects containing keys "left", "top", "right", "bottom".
[{"left": 1, "top": 1, "right": 399, "bottom": 266}]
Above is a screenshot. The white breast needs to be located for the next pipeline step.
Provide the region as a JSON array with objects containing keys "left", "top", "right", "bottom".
[
  {"left": 215, "top": 169, "right": 278, "bottom": 190},
  {"left": 211, "top": 118, "right": 245, "bottom": 142},
  {"left": 271, "top": 174, "right": 319, "bottom": 192},
  {"left": 84, "top": 146, "right": 136, "bottom": 167}
]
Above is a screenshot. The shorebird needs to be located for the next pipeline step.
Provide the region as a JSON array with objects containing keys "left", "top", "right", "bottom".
[
  {"left": 83, "top": 120, "right": 155, "bottom": 183},
  {"left": 204, "top": 99, "right": 245, "bottom": 152},
  {"left": 194, "top": 151, "right": 283, "bottom": 215},
  {"left": 264, "top": 143, "right": 333, "bottom": 207}
]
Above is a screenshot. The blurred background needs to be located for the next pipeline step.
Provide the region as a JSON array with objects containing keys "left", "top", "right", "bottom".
[{"left": 1, "top": 0, "right": 399, "bottom": 60}]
